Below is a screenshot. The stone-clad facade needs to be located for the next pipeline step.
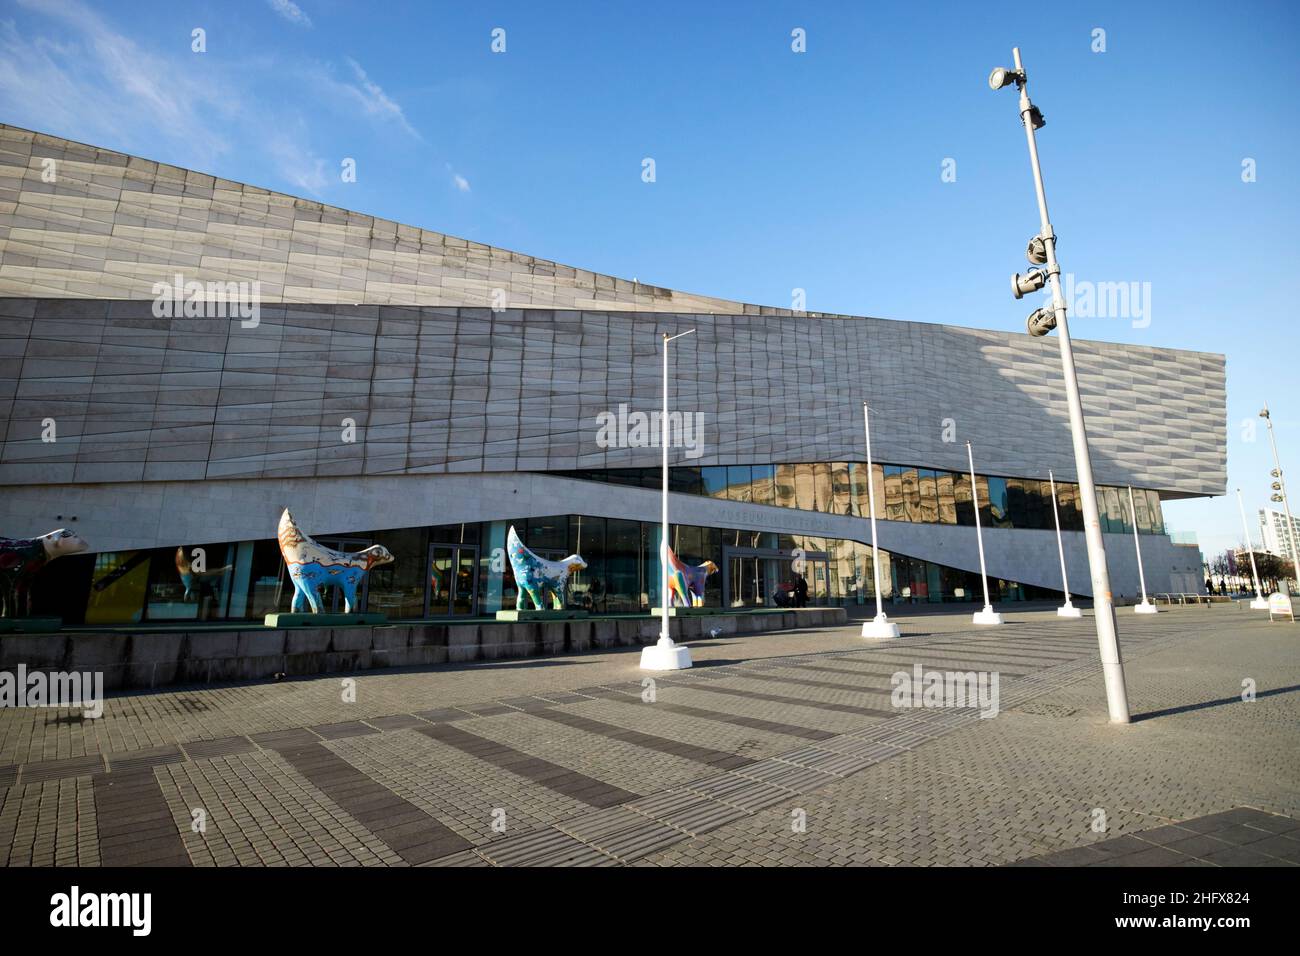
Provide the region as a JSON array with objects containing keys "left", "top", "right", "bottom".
[{"left": 0, "top": 125, "right": 1226, "bottom": 604}]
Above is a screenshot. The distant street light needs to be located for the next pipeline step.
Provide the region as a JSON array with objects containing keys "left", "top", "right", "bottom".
[
  {"left": 1236, "top": 488, "right": 1269, "bottom": 610},
  {"left": 861, "top": 404, "right": 900, "bottom": 638},
  {"left": 988, "top": 46, "right": 1130, "bottom": 723},
  {"left": 966, "top": 441, "right": 1003, "bottom": 626},
  {"left": 1048, "top": 470, "right": 1081, "bottom": 617},
  {"left": 641, "top": 328, "right": 695, "bottom": 671},
  {"left": 1127, "top": 486, "right": 1158, "bottom": 614},
  {"left": 1259, "top": 403, "right": 1298, "bottom": 594}
]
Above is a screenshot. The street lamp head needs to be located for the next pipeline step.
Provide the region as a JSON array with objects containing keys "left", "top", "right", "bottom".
[
  {"left": 1011, "top": 268, "right": 1048, "bottom": 300},
  {"left": 1271, "top": 469, "right": 1282, "bottom": 478},
  {"left": 1259, "top": 407, "right": 1271, "bottom": 419},
  {"left": 1026, "top": 235, "right": 1049, "bottom": 265},
  {"left": 1026, "top": 307, "right": 1056, "bottom": 337},
  {"left": 1272, "top": 494, "right": 1285, "bottom": 502},
  {"left": 988, "top": 66, "right": 1023, "bottom": 91}
]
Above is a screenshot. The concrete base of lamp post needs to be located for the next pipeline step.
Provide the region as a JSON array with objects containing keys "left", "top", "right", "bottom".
[
  {"left": 1134, "top": 601, "right": 1159, "bottom": 615},
  {"left": 640, "top": 639, "right": 693, "bottom": 670},
  {"left": 972, "top": 607, "right": 1004, "bottom": 626},
  {"left": 861, "top": 614, "right": 901, "bottom": 639},
  {"left": 1056, "top": 603, "right": 1083, "bottom": 618},
  {"left": 1250, "top": 597, "right": 1269, "bottom": 610}
]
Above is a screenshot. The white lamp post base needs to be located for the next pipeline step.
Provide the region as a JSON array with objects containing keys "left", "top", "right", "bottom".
[
  {"left": 861, "top": 614, "right": 901, "bottom": 639},
  {"left": 1249, "top": 597, "right": 1269, "bottom": 610},
  {"left": 1057, "top": 602, "right": 1083, "bottom": 618},
  {"left": 972, "top": 607, "right": 1004, "bottom": 626},
  {"left": 1134, "top": 600, "right": 1159, "bottom": 615},
  {"left": 640, "top": 640, "right": 693, "bottom": 670}
]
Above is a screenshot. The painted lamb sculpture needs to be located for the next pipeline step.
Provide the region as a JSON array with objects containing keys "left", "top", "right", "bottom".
[
  {"left": 277, "top": 509, "right": 394, "bottom": 614},
  {"left": 0, "top": 528, "right": 88, "bottom": 617},
  {"left": 506, "top": 525, "right": 586, "bottom": 611},
  {"left": 664, "top": 544, "right": 718, "bottom": 607}
]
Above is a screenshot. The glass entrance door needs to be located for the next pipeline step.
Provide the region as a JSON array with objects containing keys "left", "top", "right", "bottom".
[{"left": 427, "top": 544, "right": 479, "bottom": 616}]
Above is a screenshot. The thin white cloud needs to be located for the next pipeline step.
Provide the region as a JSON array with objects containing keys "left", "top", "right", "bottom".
[
  {"left": 339, "top": 57, "right": 420, "bottom": 138},
  {"left": 269, "top": 134, "right": 329, "bottom": 194},
  {"left": 452, "top": 173, "right": 470, "bottom": 193},
  {"left": 267, "top": 0, "right": 312, "bottom": 28}
]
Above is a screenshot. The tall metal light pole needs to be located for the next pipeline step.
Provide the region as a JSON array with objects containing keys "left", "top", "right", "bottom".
[
  {"left": 989, "top": 47, "right": 1130, "bottom": 722},
  {"left": 1260, "top": 403, "right": 1298, "bottom": 594},
  {"left": 966, "top": 442, "right": 1003, "bottom": 626},
  {"left": 1127, "top": 486, "right": 1158, "bottom": 614},
  {"left": 641, "top": 329, "right": 695, "bottom": 670},
  {"left": 861, "top": 404, "right": 900, "bottom": 638},
  {"left": 1236, "top": 488, "right": 1269, "bottom": 610},
  {"left": 1048, "top": 469, "right": 1081, "bottom": 617}
]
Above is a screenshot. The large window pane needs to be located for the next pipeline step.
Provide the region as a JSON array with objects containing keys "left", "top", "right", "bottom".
[
  {"left": 751, "top": 464, "right": 775, "bottom": 505},
  {"left": 986, "top": 477, "right": 1011, "bottom": 528},
  {"left": 774, "top": 464, "right": 797, "bottom": 509},
  {"left": 605, "top": 518, "right": 644, "bottom": 613},
  {"left": 727, "top": 465, "right": 753, "bottom": 502},
  {"left": 813, "top": 462, "right": 833, "bottom": 513},
  {"left": 670, "top": 467, "right": 703, "bottom": 495},
  {"left": 367, "top": 527, "right": 429, "bottom": 619},
  {"left": 917, "top": 469, "right": 939, "bottom": 523},
  {"left": 795, "top": 464, "right": 817, "bottom": 511},
  {"left": 1148, "top": 490, "right": 1165, "bottom": 535},
  {"left": 936, "top": 471, "right": 957, "bottom": 524},
  {"left": 569, "top": 515, "right": 605, "bottom": 612},
  {"left": 701, "top": 466, "right": 728, "bottom": 499},
  {"left": 884, "top": 465, "right": 905, "bottom": 521},
  {"left": 900, "top": 467, "right": 922, "bottom": 522},
  {"left": 830, "top": 462, "right": 853, "bottom": 516},
  {"left": 1104, "top": 487, "right": 1126, "bottom": 533},
  {"left": 954, "top": 472, "right": 974, "bottom": 525}
]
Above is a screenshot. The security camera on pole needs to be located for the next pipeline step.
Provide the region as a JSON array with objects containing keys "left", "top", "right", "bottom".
[
  {"left": 988, "top": 47, "right": 1130, "bottom": 722},
  {"left": 1048, "top": 469, "right": 1082, "bottom": 617},
  {"left": 967, "top": 441, "right": 1003, "bottom": 626},
  {"left": 1236, "top": 488, "right": 1269, "bottom": 610},
  {"left": 641, "top": 329, "right": 695, "bottom": 671},
  {"left": 1127, "top": 486, "right": 1158, "bottom": 614},
  {"left": 861, "top": 404, "right": 900, "bottom": 638}
]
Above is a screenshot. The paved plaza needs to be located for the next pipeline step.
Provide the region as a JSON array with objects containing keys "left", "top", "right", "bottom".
[{"left": 0, "top": 606, "right": 1296, "bottom": 867}]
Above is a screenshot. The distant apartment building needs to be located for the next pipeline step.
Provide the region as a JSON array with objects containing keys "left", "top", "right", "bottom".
[{"left": 1258, "top": 508, "right": 1300, "bottom": 564}]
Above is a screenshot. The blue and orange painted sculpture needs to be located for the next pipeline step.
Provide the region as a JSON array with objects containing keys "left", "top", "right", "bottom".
[
  {"left": 506, "top": 525, "right": 586, "bottom": 611},
  {"left": 277, "top": 509, "right": 394, "bottom": 614},
  {"left": 0, "top": 528, "right": 88, "bottom": 617},
  {"left": 664, "top": 544, "right": 718, "bottom": 608}
]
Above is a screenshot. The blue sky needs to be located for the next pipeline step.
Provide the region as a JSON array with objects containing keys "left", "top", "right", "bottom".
[{"left": 1, "top": 0, "right": 1297, "bottom": 560}]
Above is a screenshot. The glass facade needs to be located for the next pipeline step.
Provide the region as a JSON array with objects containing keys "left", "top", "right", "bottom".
[
  {"left": 37, "top": 511, "right": 1073, "bottom": 626},
  {"left": 552, "top": 465, "right": 1166, "bottom": 535}
]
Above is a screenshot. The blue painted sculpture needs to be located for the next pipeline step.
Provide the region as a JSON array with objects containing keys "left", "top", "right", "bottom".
[
  {"left": 664, "top": 544, "right": 718, "bottom": 608},
  {"left": 277, "top": 509, "right": 394, "bottom": 614},
  {"left": 506, "top": 525, "right": 586, "bottom": 611}
]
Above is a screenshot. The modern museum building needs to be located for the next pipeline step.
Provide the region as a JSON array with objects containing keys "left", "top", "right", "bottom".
[{"left": 0, "top": 125, "right": 1225, "bottom": 625}]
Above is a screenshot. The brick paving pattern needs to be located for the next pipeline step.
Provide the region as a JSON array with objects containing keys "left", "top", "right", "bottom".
[{"left": 1, "top": 607, "right": 1296, "bottom": 867}]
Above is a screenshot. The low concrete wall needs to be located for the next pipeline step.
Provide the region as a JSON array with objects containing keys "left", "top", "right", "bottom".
[{"left": 0, "top": 608, "right": 848, "bottom": 691}]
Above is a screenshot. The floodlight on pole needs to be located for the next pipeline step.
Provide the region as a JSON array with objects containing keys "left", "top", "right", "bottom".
[
  {"left": 1049, "top": 470, "right": 1081, "bottom": 617},
  {"left": 861, "top": 404, "right": 900, "bottom": 639},
  {"left": 1127, "top": 486, "right": 1158, "bottom": 614},
  {"left": 966, "top": 441, "right": 1003, "bottom": 626},
  {"left": 1236, "top": 488, "right": 1269, "bottom": 610},
  {"left": 989, "top": 46, "right": 1130, "bottom": 722},
  {"left": 640, "top": 328, "right": 695, "bottom": 671}
]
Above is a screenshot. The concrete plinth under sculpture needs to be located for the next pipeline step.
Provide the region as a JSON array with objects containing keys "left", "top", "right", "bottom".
[
  {"left": 265, "top": 612, "right": 388, "bottom": 627},
  {"left": 495, "top": 609, "right": 589, "bottom": 621}
]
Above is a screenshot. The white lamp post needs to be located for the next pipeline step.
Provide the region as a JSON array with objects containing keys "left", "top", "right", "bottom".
[
  {"left": 861, "top": 404, "right": 900, "bottom": 638},
  {"left": 1049, "top": 469, "right": 1081, "bottom": 617},
  {"left": 1237, "top": 488, "right": 1269, "bottom": 610},
  {"left": 640, "top": 329, "right": 695, "bottom": 671},
  {"left": 967, "top": 441, "right": 1003, "bottom": 626},
  {"left": 989, "top": 46, "right": 1130, "bottom": 722},
  {"left": 1127, "top": 486, "right": 1158, "bottom": 614}
]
